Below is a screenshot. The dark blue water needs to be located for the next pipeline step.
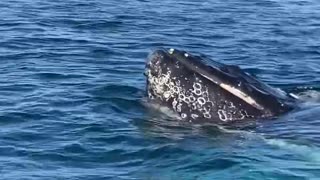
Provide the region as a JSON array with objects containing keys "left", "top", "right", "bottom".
[{"left": 0, "top": 0, "right": 320, "bottom": 179}]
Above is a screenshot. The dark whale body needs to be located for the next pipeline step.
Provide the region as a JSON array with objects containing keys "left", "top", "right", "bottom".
[{"left": 145, "top": 48, "right": 297, "bottom": 123}]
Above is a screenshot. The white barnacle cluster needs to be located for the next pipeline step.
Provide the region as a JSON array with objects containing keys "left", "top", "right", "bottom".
[
  {"left": 170, "top": 79, "right": 216, "bottom": 120},
  {"left": 148, "top": 67, "right": 210, "bottom": 120},
  {"left": 147, "top": 67, "right": 172, "bottom": 100},
  {"left": 192, "top": 83, "right": 202, "bottom": 96},
  {"left": 191, "top": 82, "right": 215, "bottom": 119},
  {"left": 215, "top": 100, "right": 250, "bottom": 121},
  {"left": 217, "top": 109, "right": 228, "bottom": 121}
]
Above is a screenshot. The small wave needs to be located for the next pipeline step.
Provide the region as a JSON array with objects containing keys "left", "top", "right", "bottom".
[
  {"left": 35, "top": 72, "right": 90, "bottom": 80},
  {"left": 88, "top": 84, "right": 142, "bottom": 99}
]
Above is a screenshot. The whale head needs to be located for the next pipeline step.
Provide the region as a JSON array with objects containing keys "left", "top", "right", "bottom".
[{"left": 145, "top": 48, "right": 296, "bottom": 123}]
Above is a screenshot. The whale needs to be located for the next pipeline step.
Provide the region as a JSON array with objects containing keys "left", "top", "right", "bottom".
[{"left": 144, "top": 48, "right": 297, "bottom": 124}]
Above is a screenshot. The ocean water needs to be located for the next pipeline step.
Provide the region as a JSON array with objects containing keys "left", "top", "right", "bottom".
[{"left": 0, "top": 0, "right": 320, "bottom": 179}]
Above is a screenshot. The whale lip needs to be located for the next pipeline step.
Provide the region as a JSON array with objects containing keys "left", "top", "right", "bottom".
[{"left": 146, "top": 48, "right": 296, "bottom": 115}]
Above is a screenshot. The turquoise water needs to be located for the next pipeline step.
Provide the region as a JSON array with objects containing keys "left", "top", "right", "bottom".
[{"left": 0, "top": 0, "right": 320, "bottom": 179}]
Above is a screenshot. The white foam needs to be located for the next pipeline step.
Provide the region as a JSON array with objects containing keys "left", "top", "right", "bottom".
[
  {"left": 265, "top": 139, "right": 320, "bottom": 163},
  {"left": 296, "top": 90, "right": 320, "bottom": 103},
  {"left": 218, "top": 127, "right": 320, "bottom": 163},
  {"left": 142, "top": 99, "right": 181, "bottom": 120}
]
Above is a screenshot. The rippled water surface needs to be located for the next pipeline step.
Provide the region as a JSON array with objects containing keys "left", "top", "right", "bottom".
[{"left": 0, "top": 0, "right": 320, "bottom": 179}]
